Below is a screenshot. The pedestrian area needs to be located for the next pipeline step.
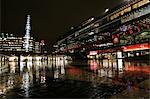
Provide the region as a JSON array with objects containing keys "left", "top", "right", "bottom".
[{"left": 111, "top": 79, "right": 150, "bottom": 99}]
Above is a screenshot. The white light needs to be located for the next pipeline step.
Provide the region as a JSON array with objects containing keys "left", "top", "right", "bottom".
[
  {"left": 91, "top": 17, "right": 94, "bottom": 20},
  {"left": 22, "top": 72, "right": 30, "bottom": 97},
  {"left": 118, "top": 59, "right": 123, "bottom": 71},
  {"left": 88, "top": 32, "right": 94, "bottom": 35},
  {"left": 105, "top": 8, "right": 109, "bottom": 13},
  {"left": 20, "top": 62, "right": 24, "bottom": 72},
  {"left": 24, "top": 15, "right": 31, "bottom": 52},
  {"left": 9, "top": 62, "right": 16, "bottom": 73},
  {"left": 41, "top": 76, "right": 46, "bottom": 83},
  {"left": 53, "top": 45, "right": 58, "bottom": 47},
  {"left": 117, "top": 52, "right": 122, "bottom": 58},
  {"left": 9, "top": 56, "right": 18, "bottom": 61},
  {"left": 35, "top": 56, "right": 42, "bottom": 61},
  {"left": 89, "top": 51, "right": 97, "bottom": 55}
]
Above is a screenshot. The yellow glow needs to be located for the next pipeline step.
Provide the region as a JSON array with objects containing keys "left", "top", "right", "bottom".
[{"left": 9, "top": 56, "right": 18, "bottom": 61}]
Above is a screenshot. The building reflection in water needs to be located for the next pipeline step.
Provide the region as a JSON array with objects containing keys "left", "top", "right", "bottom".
[
  {"left": 9, "top": 62, "right": 16, "bottom": 73},
  {"left": 125, "top": 61, "right": 150, "bottom": 74},
  {"left": 89, "top": 59, "right": 124, "bottom": 78},
  {"left": 40, "top": 63, "right": 46, "bottom": 83},
  {"left": 35, "top": 61, "right": 40, "bottom": 81},
  {"left": 0, "top": 55, "right": 149, "bottom": 98},
  {"left": 90, "top": 60, "right": 98, "bottom": 72},
  {"left": 22, "top": 72, "right": 30, "bottom": 97},
  {"left": 0, "top": 61, "right": 16, "bottom": 96},
  {"left": 20, "top": 60, "right": 33, "bottom": 98}
]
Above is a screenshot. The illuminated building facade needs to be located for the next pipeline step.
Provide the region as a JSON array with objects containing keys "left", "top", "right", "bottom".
[
  {"left": 23, "top": 15, "right": 31, "bottom": 52},
  {"left": 0, "top": 15, "right": 42, "bottom": 53},
  {"left": 40, "top": 40, "right": 47, "bottom": 53},
  {"left": 0, "top": 33, "right": 24, "bottom": 52},
  {"left": 34, "top": 42, "right": 40, "bottom": 53},
  {"left": 54, "top": 0, "right": 150, "bottom": 59},
  {"left": 0, "top": 33, "right": 34, "bottom": 52}
]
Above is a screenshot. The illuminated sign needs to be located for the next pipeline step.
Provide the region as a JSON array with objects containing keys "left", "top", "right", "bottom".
[
  {"left": 122, "top": 43, "right": 150, "bottom": 52},
  {"left": 110, "top": 6, "right": 131, "bottom": 20},
  {"left": 93, "top": 43, "right": 113, "bottom": 47},
  {"left": 110, "top": 0, "right": 150, "bottom": 20},
  {"left": 89, "top": 51, "right": 98, "bottom": 55},
  {"left": 132, "top": 0, "right": 150, "bottom": 9},
  {"left": 121, "top": 5, "right": 150, "bottom": 23}
]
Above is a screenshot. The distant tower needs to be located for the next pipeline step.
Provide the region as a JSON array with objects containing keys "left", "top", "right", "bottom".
[{"left": 24, "top": 15, "right": 31, "bottom": 52}]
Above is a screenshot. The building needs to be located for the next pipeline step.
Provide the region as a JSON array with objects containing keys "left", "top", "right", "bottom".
[
  {"left": 23, "top": 15, "right": 31, "bottom": 52},
  {"left": 0, "top": 15, "right": 44, "bottom": 53},
  {"left": 40, "top": 40, "right": 47, "bottom": 53},
  {"left": 0, "top": 33, "right": 35, "bottom": 52},
  {"left": 0, "top": 33, "right": 23, "bottom": 52},
  {"left": 54, "top": 0, "right": 150, "bottom": 59},
  {"left": 34, "top": 42, "right": 40, "bottom": 53},
  {"left": 23, "top": 36, "right": 34, "bottom": 52}
]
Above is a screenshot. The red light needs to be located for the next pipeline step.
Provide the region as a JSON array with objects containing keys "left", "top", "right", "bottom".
[
  {"left": 122, "top": 43, "right": 150, "bottom": 52},
  {"left": 90, "top": 61, "right": 98, "bottom": 71},
  {"left": 125, "top": 66, "right": 150, "bottom": 74}
]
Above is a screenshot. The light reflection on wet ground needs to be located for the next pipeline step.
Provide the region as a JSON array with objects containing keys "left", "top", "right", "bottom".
[{"left": 0, "top": 59, "right": 150, "bottom": 98}]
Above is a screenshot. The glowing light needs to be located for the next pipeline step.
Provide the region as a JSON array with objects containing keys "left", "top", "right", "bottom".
[
  {"left": 35, "top": 56, "right": 42, "bottom": 61},
  {"left": 41, "top": 76, "right": 46, "bottom": 83},
  {"left": 125, "top": 65, "right": 150, "bottom": 74},
  {"left": 9, "top": 62, "right": 16, "bottom": 73},
  {"left": 105, "top": 8, "right": 109, "bottom": 13},
  {"left": 40, "top": 40, "right": 45, "bottom": 45},
  {"left": 118, "top": 59, "right": 123, "bottom": 71},
  {"left": 22, "top": 72, "right": 30, "bottom": 97},
  {"left": 117, "top": 52, "right": 122, "bottom": 58},
  {"left": 27, "top": 56, "right": 32, "bottom": 62},
  {"left": 54, "top": 70, "right": 59, "bottom": 79},
  {"left": 88, "top": 32, "right": 94, "bottom": 35},
  {"left": 122, "top": 43, "right": 150, "bottom": 52},
  {"left": 91, "top": 17, "right": 94, "bottom": 20},
  {"left": 24, "top": 15, "right": 31, "bottom": 52},
  {"left": 20, "top": 62, "right": 24, "bottom": 72},
  {"left": 90, "top": 60, "right": 98, "bottom": 71},
  {"left": 9, "top": 56, "right": 18, "bottom": 61},
  {"left": 103, "top": 60, "right": 109, "bottom": 68},
  {"left": 89, "top": 51, "right": 98, "bottom": 55}
]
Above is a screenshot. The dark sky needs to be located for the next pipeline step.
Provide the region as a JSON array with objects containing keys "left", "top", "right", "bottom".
[{"left": 1, "top": 0, "right": 122, "bottom": 47}]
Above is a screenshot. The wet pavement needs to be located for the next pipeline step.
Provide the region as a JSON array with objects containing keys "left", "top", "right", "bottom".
[{"left": 0, "top": 58, "right": 150, "bottom": 98}]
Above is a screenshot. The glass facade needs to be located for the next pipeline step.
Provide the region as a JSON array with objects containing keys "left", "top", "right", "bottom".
[
  {"left": 55, "top": 0, "right": 150, "bottom": 59},
  {"left": 0, "top": 33, "right": 36, "bottom": 52}
]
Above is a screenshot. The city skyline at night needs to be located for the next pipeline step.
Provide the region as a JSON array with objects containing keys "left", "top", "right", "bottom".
[
  {"left": 0, "top": 0, "right": 150, "bottom": 98},
  {"left": 1, "top": 0, "right": 122, "bottom": 47}
]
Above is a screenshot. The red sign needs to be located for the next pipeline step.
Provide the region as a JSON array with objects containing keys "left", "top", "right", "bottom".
[{"left": 122, "top": 43, "right": 150, "bottom": 52}]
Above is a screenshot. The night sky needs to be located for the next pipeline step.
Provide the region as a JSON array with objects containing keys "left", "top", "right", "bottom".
[{"left": 1, "top": 0, "right": 122, "bottom": 47}]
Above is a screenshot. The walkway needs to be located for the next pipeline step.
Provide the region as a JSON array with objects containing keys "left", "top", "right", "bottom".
[{"left": 111, "top": 78, "right": 150, "bottom": 98}]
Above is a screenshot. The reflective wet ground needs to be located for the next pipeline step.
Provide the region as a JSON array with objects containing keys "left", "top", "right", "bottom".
[{"left": 0, "top": 58, "right": 150, "bottom": 98}]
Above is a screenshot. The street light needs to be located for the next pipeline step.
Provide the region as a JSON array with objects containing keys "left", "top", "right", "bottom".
[{"left": 105, "top": 8, "right": 109, "bottom": 13}]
